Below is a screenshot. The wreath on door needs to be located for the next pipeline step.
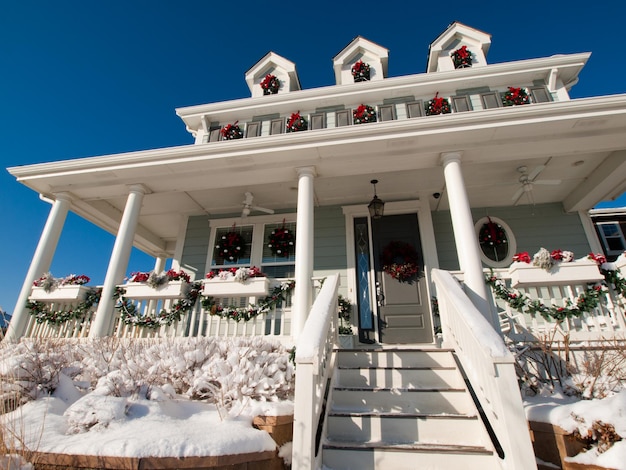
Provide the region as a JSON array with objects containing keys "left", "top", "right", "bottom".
[{"left": 381, "top": 241, "right": 420, "bottom": 283}]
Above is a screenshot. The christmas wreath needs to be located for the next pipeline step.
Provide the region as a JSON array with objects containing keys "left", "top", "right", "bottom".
[
  {"left": 451, "top": 45, "right": 473, "bottom": 68},
  {"left": 267, "top": 224, "right": 295, "bottom": 258},
  {"left": 286, "top": 112, "right": 308, "bottom": 132},
  {"left": 216, "top": 230, "right": 246, "bottom": 262},
  {"left": 425, "top": 92, "right": 451, "bottom": 116},
  {"left": 221, "top": 121, "right": 243, "bottom": 140},
  {"left": 260, "top": 74, "right": 280, "bottom": 95},
  {"left": 479, "top": 218, "right": 507, "bottom": 248},
  {"left": 351, "top": 60, "right": 371, "bottom": 82},
  {"left": 353, "top": 104, "right": 377, "bottom": 124},
  {"left": 381, "top": 241, "right": 420, "bottom": 283},
  {"left": 502, "top": 87, "right": 530, "bottom": 106}
]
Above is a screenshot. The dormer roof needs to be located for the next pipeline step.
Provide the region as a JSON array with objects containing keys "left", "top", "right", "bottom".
[
  {"left": 427, "top": 22, "right": 491, "bottom": 73},
  {"left": 333, "top": 36, "right": 389, "bottom": 85},
  {"left": 245, "top": 52, "right": 301, "bottom": 98}
]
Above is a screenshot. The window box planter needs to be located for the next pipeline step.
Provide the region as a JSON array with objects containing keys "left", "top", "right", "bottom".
[
  {"left": 30, "top": 285, "right": 90, "bottom": 302},
  {"left": 509, "top": 259, "right": 603, "bottom": 287},
  {"left": 120, "top": 281, "right": 190, "bottom": 299},
  {"left": 202, "top": 277, "right": 270, "bottom": 297}
]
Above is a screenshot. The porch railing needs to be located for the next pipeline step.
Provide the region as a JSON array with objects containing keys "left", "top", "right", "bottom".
[
  {"left": 486, "top": 267, "right": 626, "bottom": 341},
  {"left": 432, "top": 268, "right": 537, "bottom": 470},
  {"left": 291, "top": 273, "right": 340, "bottom": 470},
  {"left": 21, "top": 278, "right": 297, "bottom": 341}
]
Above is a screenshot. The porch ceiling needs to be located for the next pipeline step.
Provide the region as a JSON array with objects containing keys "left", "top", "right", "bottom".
[{"left": 8, "top": 95, "right": 626, "bottom": 257}]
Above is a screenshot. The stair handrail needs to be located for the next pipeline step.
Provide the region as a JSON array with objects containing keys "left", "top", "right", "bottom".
[
  {"left": 432, "top": 268, "right": 537, "bottom": 470},
  {"left": 292, "top": 273, "right": 340, "bottom": 470}
]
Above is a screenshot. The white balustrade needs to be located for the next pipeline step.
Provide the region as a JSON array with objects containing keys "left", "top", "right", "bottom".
[{"left": 433, "top": 268, "right": 537, "bottom": 470}]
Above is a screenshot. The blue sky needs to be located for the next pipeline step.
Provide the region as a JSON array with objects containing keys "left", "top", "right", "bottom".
[{"left": 1, "top": 1, "right": 625, "bottom": 313}]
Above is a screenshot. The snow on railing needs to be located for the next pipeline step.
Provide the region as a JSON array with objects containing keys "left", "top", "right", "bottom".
[
  {"left": 292, "top": 273, "right": 340, "bottom": 470},
  {"left": 432, "top": 268, "right": 537, "bottom": 470}
]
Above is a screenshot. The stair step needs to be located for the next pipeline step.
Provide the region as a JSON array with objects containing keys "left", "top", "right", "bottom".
[
  {"left": 336, "top": 349, "right": 457, "bottom": 369},
  {"left": 336, "top": 366, "right": 464, "bottom": 389},
  {"left": 322, "top": 441, "right": 496, "bottom": 470},
  {"left": 331, "top": 387, "right": 474, "bottom": 414},
  {"left": 326, "top": 412, "right": 486, "bottom": 446}
]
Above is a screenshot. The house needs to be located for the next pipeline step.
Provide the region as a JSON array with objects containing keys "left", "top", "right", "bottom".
[
  {"left": 5, "top": 22, "right": 626, "bottom": 469},
  {"left": 589, "top": 207, "right": 626, "bottom": 261}
]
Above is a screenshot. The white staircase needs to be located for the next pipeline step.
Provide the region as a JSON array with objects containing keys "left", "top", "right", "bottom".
[{"left": 321, "top": 347, "right": 501, "bottom": 470}]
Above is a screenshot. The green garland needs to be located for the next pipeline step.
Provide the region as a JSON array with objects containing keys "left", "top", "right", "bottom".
[
  {"left": 201, "top": 281, "right": 295, "bottom": 322},
  {"left": 113, "top": 282, "right": 202, "bottom": 329},
  {"left": 485, "top": 272, "right": 604, "bottom": 322},
  {"left": 601, "top": 268, "right": 626, "bottom": 299},
  {"left": 26, "top": 288, "right": 101, "bottom": 325}
]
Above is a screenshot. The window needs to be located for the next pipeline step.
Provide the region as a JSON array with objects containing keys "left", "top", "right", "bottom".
[
  {"left": 598, "top": 222, "right": 626, "bottom": 258},
  {"left": 474, "top": 216, "right": 517, "bottom": 268},
  {"left": 529, "top": 86, "right": 552, "bottom": 103},
  {"left": 479, "top": 92, "right": 501, "bottom": 109},
  {"left": 207, "top": 216, "right": 296, "bottom": 278},
  {"left": 246, "top": 122, "right": 261, "bottom": 138},
  {"left": 335, "top": 110, "right": 351, "bottom": 127},
  {"left": 310, "top": 113, "right": 325, "bottom": 130},
  {"left": 270, "top": 118, "right": 284, "bottom": 135},
  {"left": 406, "top": 100, "right": 424, "bottom": 118},
  {"left": 451, "top": 95, "right": 472, "bottom": 113},
  {"left": 378, "top": 105, "right": 396, "bottom": 122}
]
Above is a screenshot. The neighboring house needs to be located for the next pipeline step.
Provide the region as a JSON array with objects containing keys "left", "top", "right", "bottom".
[
  {"left": 4, "top": 22, "right": 626, "bottom": 469},
  {"left": 589, "top": 207, "right": 626, "bottom": 261}
]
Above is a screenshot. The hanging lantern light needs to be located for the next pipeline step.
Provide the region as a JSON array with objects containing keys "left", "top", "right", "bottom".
[{"left": 368, "top": 179, "right": 385, "bottom": 219}]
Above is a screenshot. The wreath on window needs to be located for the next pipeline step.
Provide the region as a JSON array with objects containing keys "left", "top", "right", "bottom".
[
  {"left": 267, "top": 223, "right": 295, "bottom": 258},
  {"left": 381, "top": 241, "right": 420, "bottom": 283},
  {"left": 215, "top": 229, "right": 246, "bottom": 262},
  {"left": 260, "top": 74, "right": 280, "bottom": 95},
  {"left": 479, "top": 217, "right": 507, "bottom": 248}
]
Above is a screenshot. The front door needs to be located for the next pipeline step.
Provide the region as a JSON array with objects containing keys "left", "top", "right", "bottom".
[{"left": 371, "top": 213, "right": 432, "bottom": 344}]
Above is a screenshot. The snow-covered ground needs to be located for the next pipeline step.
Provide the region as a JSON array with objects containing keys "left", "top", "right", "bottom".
[
  {"left": 1, "top": 336, "right": 626, "bottom": 469},
  {"left": 525, "top": 389, "right": 626, "bottom": 469},
  {"left": 0, "top": 337, "right": 294, "bottom": 466}
]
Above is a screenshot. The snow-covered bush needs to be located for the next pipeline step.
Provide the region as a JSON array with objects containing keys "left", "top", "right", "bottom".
[{"left": 0, "top": 337, "right": 295, "bottom": 410}]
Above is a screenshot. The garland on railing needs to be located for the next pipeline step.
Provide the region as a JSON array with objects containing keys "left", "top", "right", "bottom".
[
  {"left": 113, "top": 282, "right": 202, "bottom": 329},
  {"left": 201, "top": 280, "right": 295, "bottom": 322},
  {"left": 485, "top": 272, "right": 604, "bottom": 322},
  {"left": 26, "top": 288, "right": 101, "bottom": 325},
  {"left": 588, "top": 252, "right": 626, "bottom": 299}
]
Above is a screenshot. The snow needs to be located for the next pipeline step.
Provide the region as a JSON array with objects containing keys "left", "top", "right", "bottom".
[
  {"left": 525, "top": 389, "right": 626, "bottom": 469},
  {"left": 0, "top": 337, "right": 294, "bottom": 465}
]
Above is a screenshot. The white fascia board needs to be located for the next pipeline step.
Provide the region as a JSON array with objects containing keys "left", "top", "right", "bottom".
[
  {"left": 176, "top": 53, "right": 591, "bottom": 129},
  {"left": 10, "top": 92, "right": 626, "bottom": 187}
]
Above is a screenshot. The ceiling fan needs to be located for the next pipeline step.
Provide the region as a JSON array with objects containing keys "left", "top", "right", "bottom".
[
  {"left": 511, "top": 164, "right": 561, "bottom": 205},
  {"left": 241, "top": 192, "right": 275, "bottom": 217}
]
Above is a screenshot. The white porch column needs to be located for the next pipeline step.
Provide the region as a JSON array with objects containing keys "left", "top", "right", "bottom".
[
  {"left": 292, "top": 166, "right": 316, "bottom": 340},
  {"left": 5, "top": 193, "right": 72, "bottom": 341},
  {"left": 154, "top": 255, "right": 167, "bottom": 274},
  {"left": 441, "top": 153, "right": 492, "bottom": 323},
  {"left": 90, "top": 184, "right": 147, "bottom": 337}
]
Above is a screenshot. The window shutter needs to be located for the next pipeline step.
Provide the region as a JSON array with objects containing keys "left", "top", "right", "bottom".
[
  {"left": 378, "top": 105, "right": 396, "bottom": 122},
  {"left": 246, "top": 122, "right": 261, "bottom": 138},
  {"left": 335, "top": 110, "right": 351, "bottom": 127},
  {"left": 480, "top": 92, "right": 501, "bottom": 109},
  {"left": 208, "top": 127, "right": 222, "bottom": 142},
  {"left": 451, "top": 96, "right": 472, "bottom": 113},
  {"left": 270, "top": 118, "right": 284, "bottom": 135},
  {"left": 310, "top": 113, "right": 325, "bottom": 130},
  {"left": 529, "top": 86, "right": 551, "bottom": 103},
  {"left": 406, "top": 101, "right": 423, "bottom": 118}
]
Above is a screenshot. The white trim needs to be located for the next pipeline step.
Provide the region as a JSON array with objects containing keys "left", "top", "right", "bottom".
[
  {"left": 579, "top": 210, "right": 604, "bottom": 255},
  {"left": 171, "top": 214, "right": 189, "bottom": 273},
  {"left": 474, "top": 216, "right": 517, "bottom": 268}
]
